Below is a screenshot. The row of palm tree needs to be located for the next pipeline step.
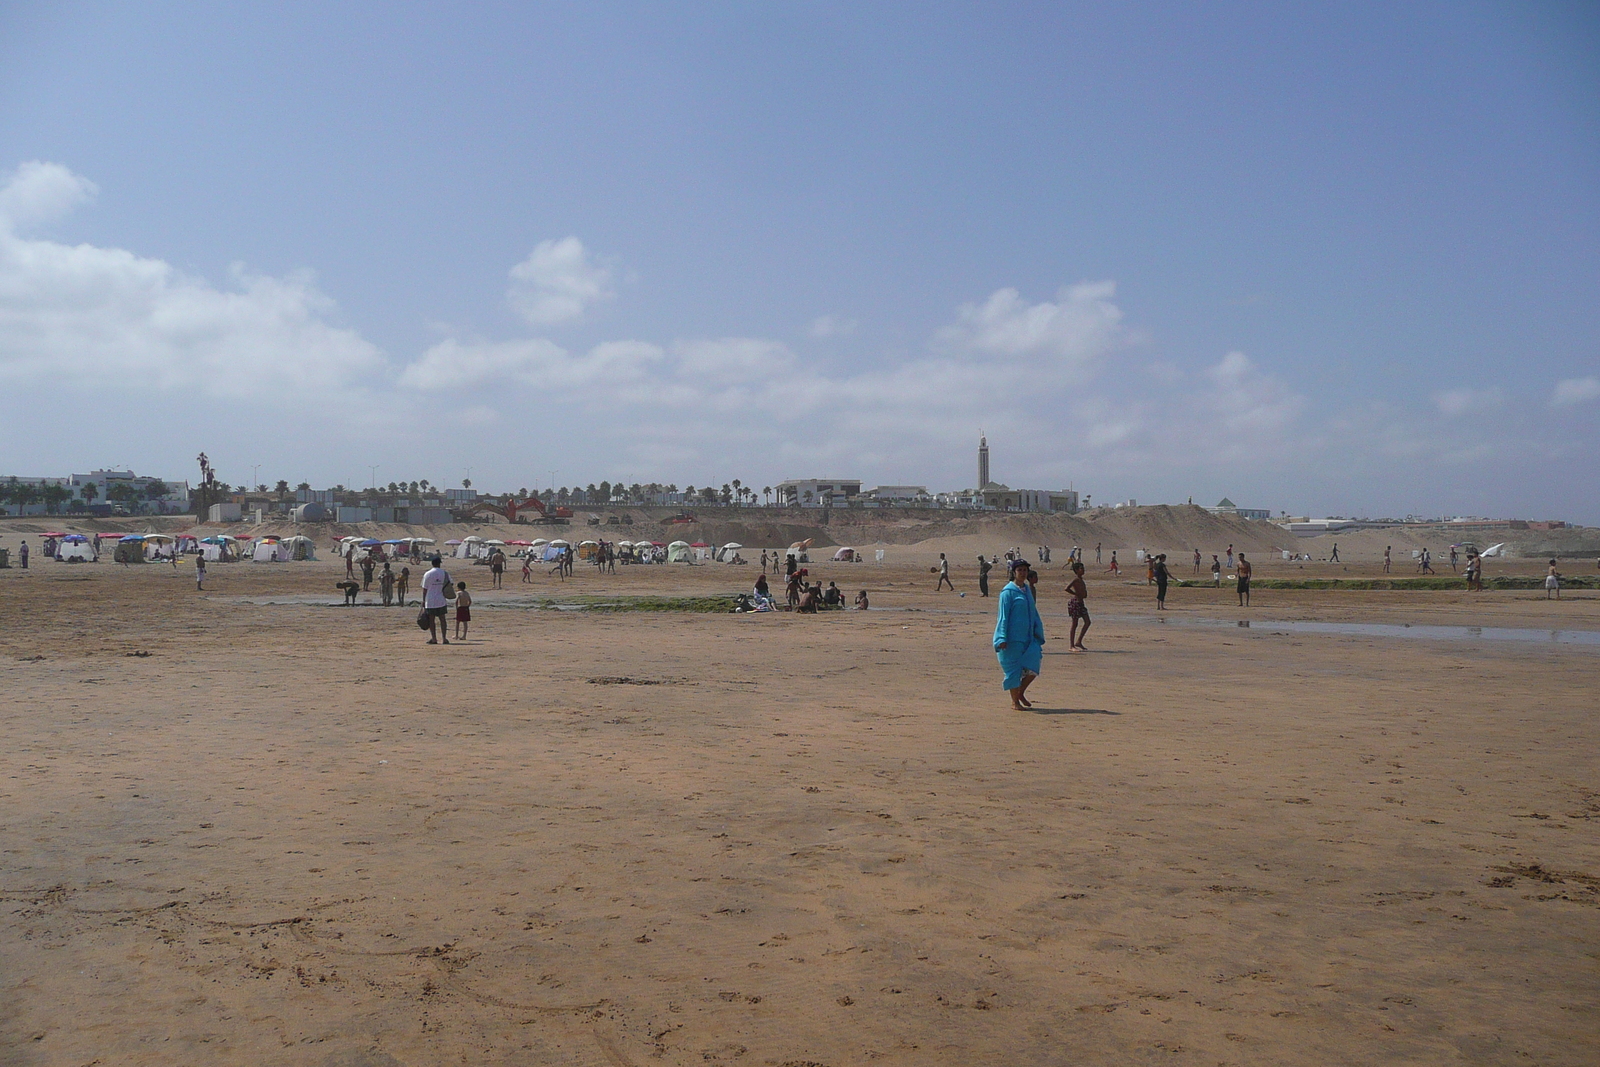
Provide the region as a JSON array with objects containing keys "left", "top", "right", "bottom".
[
  {"left": 0, "top": 477, "right": 170, "bottom": 515},
  {"left": 233, "top": 474, "right": 810, "bottom": 510}
]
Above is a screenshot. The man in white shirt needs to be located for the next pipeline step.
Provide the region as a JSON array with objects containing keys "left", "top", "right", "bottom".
[{"left": 421, "top": 555, "right": 453, "bottom": 644}]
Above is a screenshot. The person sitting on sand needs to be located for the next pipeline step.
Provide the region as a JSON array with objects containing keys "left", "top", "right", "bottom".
[
  {"left": 337, "top": 580, "right": 359, "bottom": 606},
  {"left": 454, "top": 582, "right": 472, "bottom": 640},
  {"left": 994, "top": 559, "right": 1045, "bottom": 710},
  {"left": 754, "top": 573, "right": 771, "bottom": 601},
  {"left": 855, "top": 589, "right": 869, "bottom": 610},
  {"left": 1066, "top": 561, "right": 1090, "bottom": 651},
  {"left": 797, "top": 583, "right": 821, "bottom": 614},
  {"left": 824, "top": 581, "right": 842, "bottom": 608}
]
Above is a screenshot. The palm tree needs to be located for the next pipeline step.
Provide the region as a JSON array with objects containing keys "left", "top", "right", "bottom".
[
  {"left": 731, "top": 478, "right": 742, "bottom": 506},
  {"left": 763, "top": 486, "right": 771, "bottom": 506},
  {"left": 802, "top": 490, "right": 813, "bottom": 505},
  {"left": 80, "top": 481, "right": 99, "bottom": 507}
]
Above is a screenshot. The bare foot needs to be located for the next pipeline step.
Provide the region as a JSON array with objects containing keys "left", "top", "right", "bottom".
[
  {"left": 1018, "top": 694, "right": 1033, "bottom": 708},
  {"left": 1011, "top": 700, "right": 1027, "bottom": 710}
]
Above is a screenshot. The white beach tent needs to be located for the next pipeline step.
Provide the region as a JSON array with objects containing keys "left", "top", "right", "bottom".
[
  {"left": 666, "top": 540, "right": 693, "bottom": 564},
  {"left": 142, "top": 534, "right": 176, "bottom": 561},
  {"left": 252, "top": 537, "right": 290, "bottom": 562},
  {"left": 832, "top": 547, "right": 858, "bottom": 562},
  {"left": 541, "top": 538, "right": 571, "bottom": 562},
  {"left": 715, "top": 541, "right": 743, "bottom": 562},
  {"left": 57, "top": 534, "right": 95, "bottom": 562},
  {"left": 455, "top": 535, "right": 485, "bottom": 560},
  {"left": 283, "top": 535, "right": 316, "bottom": 560}
]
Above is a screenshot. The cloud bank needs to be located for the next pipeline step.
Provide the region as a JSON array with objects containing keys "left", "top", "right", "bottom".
[{"left": 1, "top": 163, "right": 1593, "bottom": 520}]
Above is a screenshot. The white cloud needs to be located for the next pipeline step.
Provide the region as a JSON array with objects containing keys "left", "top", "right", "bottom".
[
  {"left": 809, "top": 314, "right": 856, "bottom": 339},
  {"left": 0, "top": 161, "right": 97, "bottom": 230},
  {"left": 400, "top": 337, "right": 663, "bottom": 391},
  {"left": 935, "top": 282, "right": 1124, "bottom": 369},
  {"left": 1434, "top": 386, "right": 1503, "bottom": 416},
  {"left": 506, "top": 237, "right": 613, "bottom": 325},
  {"left": 1551, "top": 376, "right": 1600, "bottom": 407},
  {"left": 0, "top": 164, "right": 387, "bottom": 404},
  {"left": 673, "top": 337, "right": 794, "bottom": 380}
]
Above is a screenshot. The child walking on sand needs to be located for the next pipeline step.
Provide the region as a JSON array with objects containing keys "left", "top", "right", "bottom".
[
  {"left": 521, "top": 556, "right": 533, "bottom": 583},
  {"left": 454, "top": 582, "right": 473, "bottom": 640},
  {"left": 1066, "top": 561, "right": 1091, "bottom": 651},
  {"left": 1546, "top": 560, "right": 1561, "bottom": 599},
  {"left": 195, "top": 556, "right": 207, "bottom": 590}
]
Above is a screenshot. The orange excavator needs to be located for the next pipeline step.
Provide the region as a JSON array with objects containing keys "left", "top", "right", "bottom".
[{"left": 459, "top": 496, "right": 573, "bottom": 524}]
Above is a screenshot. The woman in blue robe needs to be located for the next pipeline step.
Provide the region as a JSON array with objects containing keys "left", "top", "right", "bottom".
[{"left": 993, "top": 559, "right": 1045, "bottom": 708}]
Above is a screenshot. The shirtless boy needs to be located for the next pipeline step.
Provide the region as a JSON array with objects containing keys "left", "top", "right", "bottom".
[{"left": 1066, "top": 561, "right": 1091, "bottom": 651}]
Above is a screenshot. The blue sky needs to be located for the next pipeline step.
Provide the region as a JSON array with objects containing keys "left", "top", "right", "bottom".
[{"left": 1, "top": 2, "right": 1596, "bottom": 519}]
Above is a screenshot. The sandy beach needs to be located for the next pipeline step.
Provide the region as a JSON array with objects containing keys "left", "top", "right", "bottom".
[{"left": 2, "top": 539, "right": 1596, "bottom": 1066}]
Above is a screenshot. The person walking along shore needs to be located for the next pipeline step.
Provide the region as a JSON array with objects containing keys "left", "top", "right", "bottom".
[{"left": 993, "top": 559, "right": 1044, "bottom": 710}]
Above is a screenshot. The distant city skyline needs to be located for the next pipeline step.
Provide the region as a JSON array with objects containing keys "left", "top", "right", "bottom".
[{"left": 1, "top": 4, "right": 1596, "bottom": 522}]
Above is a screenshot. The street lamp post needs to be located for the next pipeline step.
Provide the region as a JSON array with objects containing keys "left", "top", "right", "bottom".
[{"left": 368, "top": 464, "right": 380, "bottom": 491}]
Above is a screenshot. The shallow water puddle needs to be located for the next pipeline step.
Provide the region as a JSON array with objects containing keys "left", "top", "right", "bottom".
[{"left": 1133, "top": 615, "right": 1600, "bottom": 646}]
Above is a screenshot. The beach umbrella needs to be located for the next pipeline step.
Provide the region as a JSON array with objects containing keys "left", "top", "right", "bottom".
[
  {"left": 444, "top": 539, "right": 463, "bottom": 545},
  {"left": 97, "top": 532, "right": 125, "bottom": 539},
  {"left": 118, "top": 535, "right": 144, "bottom": 542},
  {"left": 690, "top": 542, "right": 710, "bottom": 548},
  {"left": 42, "top": 531, "right": 67, "bottom": 537},
  {"left": 412, "top": 537, "right": 435, "bottom": 543},
  {"left": 547, "top": 538, "right": 571, "bottom": 547},
  {"left": 721, "top": 542, "right": 742, "bottom": 550},
  {"left": 63, "top": 534, "right": 89, "bottom": 543},
  {"left": 360, "top": 538, "right": 380, "bottom": 547}
]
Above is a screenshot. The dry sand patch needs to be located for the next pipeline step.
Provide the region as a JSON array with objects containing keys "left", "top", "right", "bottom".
[{"left": 1, "top": 556, "right": 1596, "bottom": 1065}]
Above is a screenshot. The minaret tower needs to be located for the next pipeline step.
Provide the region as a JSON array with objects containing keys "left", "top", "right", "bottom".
[{"left": 978, "top": 432, "right": 990, "bottom": 489}]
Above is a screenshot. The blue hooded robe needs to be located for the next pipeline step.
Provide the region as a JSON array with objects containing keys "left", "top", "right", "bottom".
[{"left": 993, "top": 581, "right": 1044, "bottom": 689}]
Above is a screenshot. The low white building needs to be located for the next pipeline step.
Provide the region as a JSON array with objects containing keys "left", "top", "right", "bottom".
[
  {"left": 1205, "top": 497, "right": 1272, "bottom": 521},
  {"left": 777, "top": 478, "right": 862, "bottom": 507},
  {"left": 864, "top": 484, "right": 932, "bottom": 503},
  {"left": 979, "top": 483, "right": 1078, "bottom": 513}
]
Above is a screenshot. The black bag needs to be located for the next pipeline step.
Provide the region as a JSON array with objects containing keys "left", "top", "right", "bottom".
[{"left": 416, "top": 606, "right": 431, "bottom": 630}]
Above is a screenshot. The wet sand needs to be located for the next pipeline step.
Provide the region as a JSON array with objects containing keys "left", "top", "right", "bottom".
[{"left": 2, "top": 551, "right": 1596, "bottom": 1065}]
